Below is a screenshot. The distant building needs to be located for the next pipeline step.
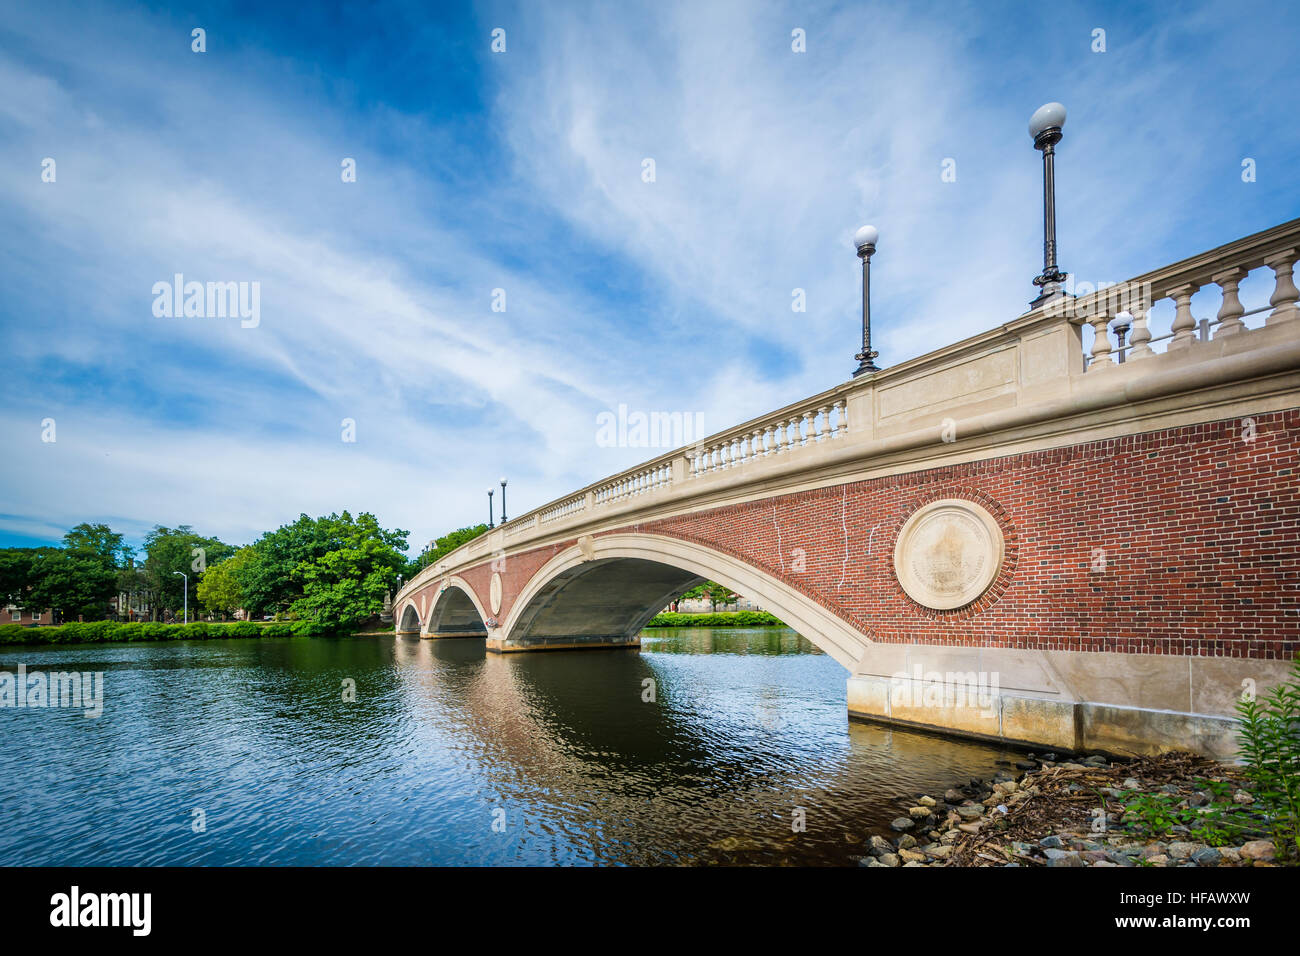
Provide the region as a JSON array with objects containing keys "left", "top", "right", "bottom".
[{"left": 4, "top": 605, "right": 53, "bottom": 626}]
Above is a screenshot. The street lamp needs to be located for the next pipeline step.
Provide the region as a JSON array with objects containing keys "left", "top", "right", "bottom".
[
  {"left": 172, "top": 570, "right": 188, "bottom": 624},
  {"left": 1110, "top": 313, "right": 1132, "bottom": 363},
  {"left": 852, "top": 224, "right": 880, "bottom": 376},
  {"left": 487, "top": 488, "right": 495, "bottom": 529},
  {"left": 1028, "top": 101, "right": 1068, "bottom": 307},
  {"left": 500, "top": 477, "right": 508, "bottom": 524}
]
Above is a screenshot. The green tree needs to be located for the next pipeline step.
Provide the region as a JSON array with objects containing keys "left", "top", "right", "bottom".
[
  {"left": 142, "top": 526, "right": 236, "bottom": 619},
  {"left": 241, "top": 512, "right": 408, "bottom": 619},
  {"left": 0, "top": 548, "right": 38, "bottom": 606},
  {"left": 196, "top": 547, "right": 256, "bottom": 618},
  {"left": 410, "top": 524, "right": 489, "bottom": 577},
  {"left": 290, "top": 538, "right": 407, "bottom": 629}
]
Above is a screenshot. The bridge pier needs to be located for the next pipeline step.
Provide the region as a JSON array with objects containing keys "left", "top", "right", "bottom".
[
  {"left": 846, "top": 644, "right": 1293, "bottom": 759},
  {"left": 423, "top": 630, "right": 487, "bottom": 640}
]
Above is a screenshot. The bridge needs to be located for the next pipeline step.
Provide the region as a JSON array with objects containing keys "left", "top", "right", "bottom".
[{"left": 395, "top": 218, "right": 1300, "bottom": 759}]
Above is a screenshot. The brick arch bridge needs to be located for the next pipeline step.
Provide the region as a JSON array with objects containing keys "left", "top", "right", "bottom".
[{"left": 395, "top": 219, "right": 1300, "bottom": 759}]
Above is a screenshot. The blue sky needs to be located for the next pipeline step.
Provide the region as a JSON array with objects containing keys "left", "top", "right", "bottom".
[{"left": 2, "top": 0, "right": 1297, "bottom": 554}]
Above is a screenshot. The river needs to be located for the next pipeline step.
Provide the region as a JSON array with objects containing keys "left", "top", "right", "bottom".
[{"left": 0, "top": 627, "right": 1016, "bottom": 866}]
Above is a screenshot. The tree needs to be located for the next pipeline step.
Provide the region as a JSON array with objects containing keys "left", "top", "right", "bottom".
[
  {"left": 240, "top": 512, "right": 408, "bottom": 619},
  {"left": 196, "top": 547, "right": 256, "bottom": 618},
  {"left": 0, "top": 548, "right": 38, "bottom": 606},
  {"left": 410, "top": 524, "right": 489, "bottom": 577},
  {"left": 680, "top": 581, "right": 738, "bottom": 611},
  {"left": 290, "top": 538, "right": 407, "bottom": 629},
  {"left": 142, "top": 526, "right": 236, "bottom": 619}
]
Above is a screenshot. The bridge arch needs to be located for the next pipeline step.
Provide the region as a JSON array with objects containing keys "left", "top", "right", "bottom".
[
  {"left": 396, "top": 601, "right": 421, "bottom": 636},
  {"left": 501, "top": 533, "right": 870, "bottom": 669},
  {"left": 424, "top": 576, "right": 489, "bottom": 638}
]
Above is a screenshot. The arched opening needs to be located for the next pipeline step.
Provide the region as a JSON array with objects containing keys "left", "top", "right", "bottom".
[
  {"left": 397, "top": 603, "right": 421, "bottom": 636},
  {"left": 426, "top": 582, "right": 488, "bottom": 638},
  {"left": 501, "top": 533, "right": 870, "bottom": 668}
]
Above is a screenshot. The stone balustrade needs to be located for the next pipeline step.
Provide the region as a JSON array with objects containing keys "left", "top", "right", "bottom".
[
  {"left": 685, "top": 399, "right": 848, "bottom": 477},
  {"left": 1042, "top": 219, "right": 1300, "bottom": 370}
]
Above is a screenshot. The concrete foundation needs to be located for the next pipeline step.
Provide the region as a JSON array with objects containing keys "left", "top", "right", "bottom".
[{"left": 846, "top": 643, "right": 1294, "bottom": 760}]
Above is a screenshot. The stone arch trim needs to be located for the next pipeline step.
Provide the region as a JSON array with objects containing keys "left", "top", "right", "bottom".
[
  {"left": 422, "top": 575, "right": 490, "bottom": 636},
  {"left": 501, "top": 532, "right": 871, "bottom": 669},
  {"left": 395, "top": 600, "right": 422, "bottom": 634}
]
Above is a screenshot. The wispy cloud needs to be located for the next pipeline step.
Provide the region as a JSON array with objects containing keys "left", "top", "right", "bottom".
[{"left": 1, "top": 0, "right": 1297, "bottom": 550}]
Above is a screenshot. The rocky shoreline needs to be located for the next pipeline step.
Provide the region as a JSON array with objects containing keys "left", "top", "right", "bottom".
[{"left": 860, "top": 750, "right": 1284, "bottom": 868}]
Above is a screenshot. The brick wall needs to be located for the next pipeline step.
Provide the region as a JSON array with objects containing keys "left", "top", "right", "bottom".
[{"left": 419, "top": 409, "right": 1299, "bottom": 660}]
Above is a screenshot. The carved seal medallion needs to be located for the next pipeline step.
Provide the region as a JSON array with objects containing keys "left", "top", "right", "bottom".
[
  {"left": 893, "top": 498, "right": 1004, "bottom": 610},
  {"left": 490, "top": 572, "right": 503, "bottom": 615}
]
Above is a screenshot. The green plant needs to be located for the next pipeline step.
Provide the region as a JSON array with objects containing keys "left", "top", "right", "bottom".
[{"left": 1236, "top": 657, "right": 1300, "bottom": 861}]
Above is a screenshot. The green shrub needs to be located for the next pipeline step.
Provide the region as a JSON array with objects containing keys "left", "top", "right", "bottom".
[
  {"left": 181, "top": 622, "right": 208, "bottom": 639},
  {"left": 645, "top": 610, "right": 785, "bottom": 628},
  {"left": 1237, "top": 658, "right": 1300, "bottom": 861}
]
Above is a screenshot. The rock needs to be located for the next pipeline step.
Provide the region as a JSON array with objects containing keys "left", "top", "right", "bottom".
[
  {"left": 1146, "top": 854, "right": 1170, "bottom": 866},
  {"left": 908, "top": 806, "right": 932, "bottom": 819},
  {"left": 918, "top": 795, "right": 936, "bottom": 807},
  {"left": 943, "top": 789, "right": 966, "bottom": 804},
  {"left": 1046, "top": 850, "right": 1085, "bottom": 867},
  {"left": 1092, "top": 860, "right": 1118, "bottom": 867},
  {"left": 897, "top": 834, "right": 918, "bottom": 850},
  {"left": 868, "top": 835, "right": 893, "bottom": 856},
  {"left": 1080, "top": 850, "right": 1110, "bottom": 863},
  {"left": 879, "top": 852, "right": 900, "bottom": 867},
  {"left": 861, "top": 857, "right": 888, "bottom": 867},
  {"left": 1122, "top": 777, "right": 1141, "bottom": 790},
  {"left": 1015, "top": 761, "right": 1038, "bottom": 771},
  {"left": 1140, "top": 844, "right": 1168, "bottom": 860},
  {"left": 1168, "top": 841, "right": 1200, "bottom": 860},
  {"left": 1187, "top": 792, "right": 1209, "bottom": 807},
  {"left": 1219, "top": 847, "right": 1241, "bottom": 864},
  {"left": 1040, "top": 835, "right": 1063, "bottom": 849},
  {"left": 1104, "top": 850, "right": 1136, "bottom": 867},
  {"left": 1233, "top": 790, "right": 1255, "bottom": 805},
  {"left": 924, "top": 844, "right": 953, "bottom": 859},
  {"left": 1191, "top": 847, "right": 1223, "bottom": 866},
  {"left": 957, "top": 822, "right": 983, "bottom": 834},
  {"left": 993, "top": 771, "right": 1015, "bottom": 783},
  {"left": 1084, "top": 754, "right": 1108, "bottom": 766},
  {"left": 902, "top": 861, "right": 925, "bottom": 867},
  {"left": 1239, "top": 840, "right": 1275, "bottom": 862},
  {"left": 890, "top": 817, "right": 915, "bottom": 832},
  {"left": 898, "top": 848, "right": 927, "bottom": 864},
  {"left": 956, "top": 804, "right": 985, "bottom": 820}
]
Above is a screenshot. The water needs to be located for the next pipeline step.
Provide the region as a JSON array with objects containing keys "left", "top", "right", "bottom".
[{"left": 0, "top": 628, "right": 1016, "bottom": 866}]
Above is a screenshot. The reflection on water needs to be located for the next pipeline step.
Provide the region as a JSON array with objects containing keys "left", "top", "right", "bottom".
[{"left": 0, "top": 628, "right": 1015, "bottom": 866}]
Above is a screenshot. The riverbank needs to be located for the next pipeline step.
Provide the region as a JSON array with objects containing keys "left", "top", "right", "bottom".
[
  {"left": 860, "top": 751, "right": 1290, "bottom": 868},
  {"left": 0, "top": 620, "right": 342, "bottom": 645},
  {"left": 644, "top": 610, "right": 785, "bottom": 627}
]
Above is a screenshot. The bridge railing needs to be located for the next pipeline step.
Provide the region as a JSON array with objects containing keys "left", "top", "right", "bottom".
[
  {"left": 402, "top": 217, "right": 1300, "bottom": 600},
  {"left": 1045, "top": 219, "right": 1300, "bottom": 369}
]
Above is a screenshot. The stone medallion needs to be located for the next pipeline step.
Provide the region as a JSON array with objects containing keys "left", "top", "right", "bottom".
[
  {"left": 489, "top": 572, "right": 503, "bottom": 615},
  {"left": 893, "top": 498, "right": 1004, "bottom": 610}
]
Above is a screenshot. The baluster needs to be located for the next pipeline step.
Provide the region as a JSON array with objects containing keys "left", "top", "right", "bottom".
[
  {"left": 1128, "top": 302, "right": 1153, "bottom": 359},
  {"left": 752, "top": 429, "right": 764, "bottom": 458},
  {"left": 1087, "top": 312, "right": 1115, "bottom": 371},
  {"left": 834, "top": 399, "right": 848, "bottom": 436},
  {"left": 816, "top": 406, "right": 829, "bottom": 441},
  {"left": 1264, "top": 250, "right": 1298, "bottom": 326},
  {"left": 1213, "top": 269, "right": 1246, "bottom": 338},
  {"left": 772, "top": 422, "right": 784, "bottom": 454},
  {"left": 800, "top": 411, "right": 814, "bottom": 445},
  {"left": 763, "top": 426, "right": 775, "bottom": 454},
  {"left": 739, "top": 434, "right": 750, "bottom": 463},
  {"left": 787, "top": 417, "right": 801, "bottom": 451},
  {"left": 1167, "top": 284, "right": 1198, "bottom": 350}
]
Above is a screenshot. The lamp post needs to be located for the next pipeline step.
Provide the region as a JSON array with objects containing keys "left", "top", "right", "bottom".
[
  {"left": 1028, "top": 102, "right": 1068, "bottom": 308},
  {"left": 172, "top": 570, "right": 188, "bottom": 625},
  {"left": 487, "top": 488, "right": 495, "bottom": 529},
  {"left": 852, "top": 224, "right": 880, "bottom": 376},
  {"left": 500, "top": 477, "right": 508, "bottom": 524},
  {"left": 1110, "top": 314, "right": 1132, "bottom": 364}
]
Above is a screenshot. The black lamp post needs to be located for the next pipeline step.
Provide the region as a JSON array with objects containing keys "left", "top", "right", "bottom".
[
  {"left": 499, "top": 477, "right": 508, "bottom": 524},
  {"left": 487, "top": 488, "right": 494, "bottom": 529},
  {"left": 1028, "top": 102, "right": 1068, "bottom": 308},
  {"left": 852, "top": 225, "right": 880, "bottom": 376}
]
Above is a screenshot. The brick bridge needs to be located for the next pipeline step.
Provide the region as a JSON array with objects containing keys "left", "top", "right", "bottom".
[{"left": 395, "top": 219, "right": 1300, "bottom": 758}]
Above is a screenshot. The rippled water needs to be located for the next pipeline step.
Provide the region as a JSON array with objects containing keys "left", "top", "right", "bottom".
[{"left": 0, "top": 628, "right": 1016, "bottom": 866}]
